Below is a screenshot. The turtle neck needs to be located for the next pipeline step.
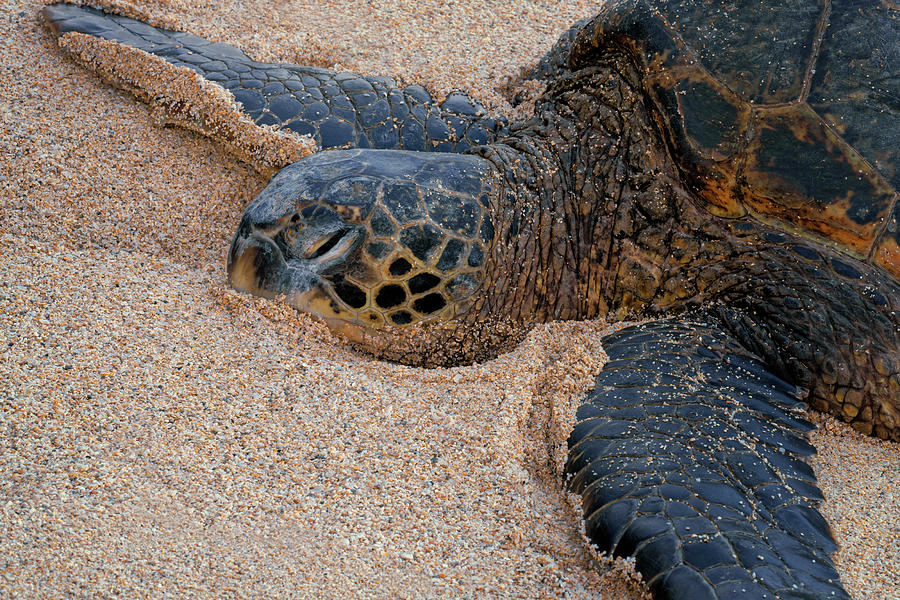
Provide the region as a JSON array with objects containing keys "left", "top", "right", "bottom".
[{"left": 471, "top": 50, "right": 684, "bottom": 323}]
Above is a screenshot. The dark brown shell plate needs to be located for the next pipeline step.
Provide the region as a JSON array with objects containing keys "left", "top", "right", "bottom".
[{"left": 570, "top": 0, "right": 899, "bottom": 280}]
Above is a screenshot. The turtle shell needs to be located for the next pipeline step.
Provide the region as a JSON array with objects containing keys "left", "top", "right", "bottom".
[{"left": 569, "top": 0, "right": 900, "bottom": 280}]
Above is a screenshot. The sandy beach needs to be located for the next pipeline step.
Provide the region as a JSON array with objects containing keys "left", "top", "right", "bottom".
[{"left": 1, "top": 0, "right": 898, "bottom": 598}]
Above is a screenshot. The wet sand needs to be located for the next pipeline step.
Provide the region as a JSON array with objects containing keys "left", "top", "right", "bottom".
[{"left": 1, "top": 1, "right": 898, "bottom": 598}]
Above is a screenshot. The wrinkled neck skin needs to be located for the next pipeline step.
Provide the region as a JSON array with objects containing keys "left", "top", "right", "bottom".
[
  {"left": 473, "top": 52, "right": 900, "bottom": 440},
  {"left": 473, "top": 50, "right": 674, "bottom": 323}
]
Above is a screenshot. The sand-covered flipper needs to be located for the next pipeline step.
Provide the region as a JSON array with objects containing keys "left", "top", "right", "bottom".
[
  {"left": 43, "top": 3, "right": 508, "bottom": 169},
  {"left": 567, "top": 315, "right": 849, "bottom": 600}
]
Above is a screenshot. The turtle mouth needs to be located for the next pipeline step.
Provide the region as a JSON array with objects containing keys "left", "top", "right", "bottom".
[{"left": 226, "top": 220, "right": 363, "bottom": 327}]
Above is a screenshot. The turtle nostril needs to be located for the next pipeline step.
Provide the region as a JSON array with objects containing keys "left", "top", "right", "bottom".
[{"left": 307, "top": 229, "right": 350, "bottom": 259}]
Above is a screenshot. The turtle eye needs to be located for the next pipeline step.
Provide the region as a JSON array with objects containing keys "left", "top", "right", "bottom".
[{"left": 305, "top": 227, "right": 354, "bottom": 260}]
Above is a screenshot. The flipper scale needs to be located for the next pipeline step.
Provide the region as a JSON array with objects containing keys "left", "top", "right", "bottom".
[
  {"left": 566, "top": 314, "right": 849, "bottom": 600},
  {"left": 43, "top": 4, "right": 507, "bottom": 153}
]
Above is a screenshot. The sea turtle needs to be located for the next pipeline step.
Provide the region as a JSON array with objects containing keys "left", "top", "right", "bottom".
[{"left": 43, "top": 2, "right": 899, "bottom": 599}]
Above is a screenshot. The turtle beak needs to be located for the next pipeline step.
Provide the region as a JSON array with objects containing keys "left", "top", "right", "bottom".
[
  {"left": 226, "top": 219, "right": 300, "bottom": 296},
  {"left": 226, "top": 212, "right": 363, "bottom": 324}
]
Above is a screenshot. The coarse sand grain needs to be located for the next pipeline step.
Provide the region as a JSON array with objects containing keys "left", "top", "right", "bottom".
[{"left": 1, "top": 1, "right": 898, "bottom": 599}]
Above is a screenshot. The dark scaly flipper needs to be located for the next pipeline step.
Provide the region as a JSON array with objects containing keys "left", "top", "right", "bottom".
[
  {"left": 567, "top": 314, "right": 849, "bottom": 600},
  {"left": 42, "top": 3, "right": 507, "bottom": 152}
]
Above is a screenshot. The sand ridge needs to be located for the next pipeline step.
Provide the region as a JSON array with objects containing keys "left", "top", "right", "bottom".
[{"left": 1, "top": 0, "right": 899, "bottom": 598}]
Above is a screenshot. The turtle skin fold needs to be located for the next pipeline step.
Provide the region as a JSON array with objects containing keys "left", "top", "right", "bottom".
[
  {"left": 568, "top": 313, "right": 847, "bottom": 600},
  {"left": 42, "top": 3, "right": 507, "bottom": 153}
]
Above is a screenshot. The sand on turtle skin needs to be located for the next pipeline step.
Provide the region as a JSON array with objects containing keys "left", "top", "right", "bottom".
[
  {"left": 56, "top": 30, "right": 316, "bottom": 175},
  {"left": 1, "top": 0, "right": 898, "bottom": 599}
]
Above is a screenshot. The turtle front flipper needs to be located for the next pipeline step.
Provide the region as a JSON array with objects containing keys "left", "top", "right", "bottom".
[
  {"left": 567, "top": 315, "right": 849, "bottom": 600},
  {"left": 42, "top": 3, "right": 507, "bottom": 159}
]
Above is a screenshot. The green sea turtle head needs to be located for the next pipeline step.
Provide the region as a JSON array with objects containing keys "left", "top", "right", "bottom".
[{"left": 227, "top": 149, "right": 521, "bottom": 366}]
